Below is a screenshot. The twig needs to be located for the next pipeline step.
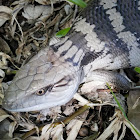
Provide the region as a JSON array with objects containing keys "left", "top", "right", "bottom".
[{"left": 21, "top": 105, "right": 89, "bottom": 140}]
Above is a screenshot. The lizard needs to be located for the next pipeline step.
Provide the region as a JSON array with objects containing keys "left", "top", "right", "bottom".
[{"left": 2, "top": 0, "right": 140, "bottom": 112}]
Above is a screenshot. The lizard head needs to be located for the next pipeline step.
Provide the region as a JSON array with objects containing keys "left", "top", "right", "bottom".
[{"left": 3, "top": 48, "right": 83, "bottom": 112}]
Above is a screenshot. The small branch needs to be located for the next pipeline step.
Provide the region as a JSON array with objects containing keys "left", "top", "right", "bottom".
[{"left": 21, "top": 105, "right": 89, "bottom": 140}]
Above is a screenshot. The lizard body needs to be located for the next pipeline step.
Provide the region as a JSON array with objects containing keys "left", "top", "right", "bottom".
[{"left": 3, "top": 0, "right": 140, "bottom": 112}]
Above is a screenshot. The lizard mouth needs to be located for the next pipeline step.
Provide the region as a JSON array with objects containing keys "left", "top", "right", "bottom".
[
  {"left": 2, "top": 87, "right": 78, "bottom": 112},
  {"left": 2, "top": 88, "right": 77, "bottom": 112}
]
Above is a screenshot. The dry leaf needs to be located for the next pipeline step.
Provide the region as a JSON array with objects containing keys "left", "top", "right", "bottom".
[
  {"left": 0, "top": 109, "right": 15, "bottom": 122},
  {"left": 97, "top": 110, "right": 140, "bottom": 140},
  {"left": 124, "top": 120, "right": 140, "bottom": 140},
  {"left": 0, "top": 119, "right": 10, "bottom": 133},
  {"left": 0, "top": 37, "right": 11, "bottom": 54},
  {"left": 35, "top": 0, "right": 49, "bottom": 5},
  {"left": 18, "top": 122, "right": 35, "bottom": 132},
  {"left": 40, "top": 124, "right": 53, "bottom": 140},
  {"left": 0, "top": 52, "right": 11, "bottom": 69},
  {"left": 26, "top": 136, "right": 40, "bottom": 140},
  {"left": 22, "top": 5, "right": 51, "bottom": 21},
  {"left": 0, "top": 108, "right": 10, "bottom": 122},
  {"left": 0, "top": 119, "right": 11, "bottom": 140},
  {"left": 0, "top": 69, "right": 5, "bottom": 80},
  {"left": 35, "top": 0, "right": 64, "bottom": 5},
  {"left": 0, "top": 115, "right": 10, "bottom": 122},
  {"left": 9, "top": 121, "right": 17, "bottom": 138},
  {"left": 0, "top": 6, "right": 12, "bottom": 27},
  {"left": 66, "top": 119, "right": 83, "bottom": 140},
  {"left": 127, "top": 89, "right": 140, "bottom": 130},
  {"left": 51, "top": 124, "right": 64, "bottom": 140},
  {"left": 0, "top": 69, "right": 5, "bottom": 103}
]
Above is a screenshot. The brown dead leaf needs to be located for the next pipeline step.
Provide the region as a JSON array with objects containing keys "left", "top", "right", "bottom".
[
  {"left": 0, "top": 52, "right": 11, "bottom": 69},
  {"left": 26, "top": 136, "right": 40, "bottom": 140},
  {"left": 66, "top": 119, "right": 83, "bottom": 140},
  {"left": 40, "top": 124, "right": 52, "bottom": 140},
  {"left": 127, "top": 89, "right": 140, "bottom": 130},
  {"left": 0, "top": 108, "right": 15, "bottom": 122},
  {"left": 0, "top": 6, "right": 12, "bottom": 27},
  {"left": 0, "top": 114, "right": 10, "bottom": 122},
  {"left": 0, "top": 108, "right": 10, "bottom": 122},
  {"left": 51, "top": 124, "right": 64, "bottom": 140},
  {"left": 9, "top": 121, "right": 17, "bottom": 138},
  {"left": 35, "top": 0, "right": 64, "bottom": 5},
  {"left": 35, "top": 0, "right": 49, "bottom": 5},
  {"left": 0, "top": 37, "right": 11, "bottom": 54},
  {"left": 22, "top": 5, "right": 51, "bottom": 21}
]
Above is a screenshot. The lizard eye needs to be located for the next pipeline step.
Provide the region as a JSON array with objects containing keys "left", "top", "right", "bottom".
[
  {"left": 35, "top": 85, "right": 54, "bottom": 96},
  {"left": 35, "top": 89, "right": 45, "bottom": 96}
]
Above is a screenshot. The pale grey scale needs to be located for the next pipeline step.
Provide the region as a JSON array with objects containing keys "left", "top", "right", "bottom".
[
  {"left": 6, "top": 82, "right": 18, "bottom": 92},
  {"left": 17, "top": 74, "right": 33, "bottom": 86},
  {"left": 4, "top": 91, "right": 16, "bottom": 103},
  {"left": 27, "top": 50, "right": 49, "bottom": 69},
  {"left": 6, "top": 101, "right": 17, "bottom": 110},
  {"left": 80, "top": 0, "right": 130, "bottom": 67},
  {"left": 13, "top": 59, "right": 51, "bottom": 95},
  {"left": 4, "top": 90, "right": 25, "bottom": 109},
  {"left": 11, "top": 69, "right": 44, "bottom": 103},
  {"left": 34, "top": 73, "right": 45, "bottom": 80},
  {"left": 82, "top": 70, "right": 132, "bottom": 91},
  {"left": 28, "top": 47, "right": 49, "bottom": 63},
  {"left": 73, "top": 49, "right": 85, "bottom": 65},
  {"left": 51, "top": 40, "right": 67, "bottom": 52},
  {"left": 28, "top": 57, "right": 47, "bottom": 67},
  {"left": 13, "top": 64, "right": 30, "bottom": 82},
  {"left": 28, "top": 99, "right": 37, "bottom": 107},
  {"left": 15, "top": 89, "right": 26, "bottom": 99},
  {"left": 37, "top": 63, "right": 52, "bottom": 74},
  {"left": 52, "top": 32, "right": 87, "bottom": 66},
  {"left": 64, "top": 45, "right": 78, "bottom": 61},
  {"left": 14, "top": 88, "right": 41, "bottom": 110},
  {"left": 13, "top": 69, "right": 28, "bottom": 81},
  {"left": 28, "top": 66, "right": 37, "bottom": 76}
]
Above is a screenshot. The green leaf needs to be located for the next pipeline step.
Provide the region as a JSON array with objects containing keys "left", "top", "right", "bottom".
[
  {"left": 56, "top": 27, "right": 71, "bottom": 38},
  {"left": 67, "top": 0, "right": 87, "bottom": 8},
  {"left": 134, "top": 67, "right": 140, "bottom": 74},
  {"left": 106, "top": 83, "right": 127, "bottom": 119}
]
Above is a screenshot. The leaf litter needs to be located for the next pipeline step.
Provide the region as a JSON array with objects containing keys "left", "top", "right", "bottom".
[{"left": 0, "top": 0, "right": 140, "bottom": 139}]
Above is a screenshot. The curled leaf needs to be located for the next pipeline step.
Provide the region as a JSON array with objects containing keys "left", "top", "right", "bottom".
[
  {"left": 0, "top": 6, "right": 12, "bottom": 27},
  {"left": 22, "top": 5, "right": 51, "bottom": 21}
]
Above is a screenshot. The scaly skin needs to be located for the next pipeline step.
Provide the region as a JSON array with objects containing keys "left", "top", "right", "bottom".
[{"left": 3, "top": 0, "right": 140, "bottom": 112}]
